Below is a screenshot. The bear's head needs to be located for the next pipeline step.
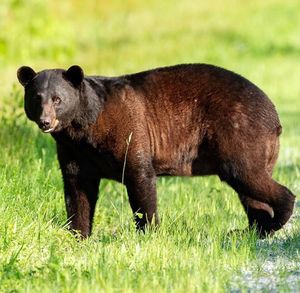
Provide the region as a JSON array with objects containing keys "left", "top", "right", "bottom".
[{"left": 17, "top": 65, "right": 84, "bottom": 133}]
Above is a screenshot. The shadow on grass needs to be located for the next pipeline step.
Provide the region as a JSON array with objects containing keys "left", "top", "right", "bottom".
[{"left": 254, "top": 200, "right": 300, "bottom": 262}]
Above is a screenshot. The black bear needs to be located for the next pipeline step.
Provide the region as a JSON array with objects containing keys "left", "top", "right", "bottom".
[{"left": 17, "top": 64, "right": 295, "bottom": 238}]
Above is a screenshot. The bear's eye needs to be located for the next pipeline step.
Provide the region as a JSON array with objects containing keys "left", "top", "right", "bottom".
[{"left": 52, "top": 96, "right": 61, "bottom": 105}]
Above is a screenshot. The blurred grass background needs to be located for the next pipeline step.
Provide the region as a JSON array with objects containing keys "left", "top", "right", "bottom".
[
  {"left": 1, "top": 0, "right": 300, "bottom": 94},
  {"left": 0, "top": 0, "right": 300, "bottom": 292}
]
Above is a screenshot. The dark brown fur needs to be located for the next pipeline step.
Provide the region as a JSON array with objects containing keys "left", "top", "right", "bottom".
[{"left": 17, "top": 64, "right": 295, "bottom": 238}]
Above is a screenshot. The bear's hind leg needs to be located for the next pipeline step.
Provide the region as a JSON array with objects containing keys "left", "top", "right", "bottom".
[
  {"left": 221, "top": 168, "right": 295, "bottom": 237},
  {"left": 239, "top": 194, "right": 275, "bottom": 237}
]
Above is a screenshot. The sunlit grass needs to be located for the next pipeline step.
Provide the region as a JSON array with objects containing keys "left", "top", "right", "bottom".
[{"left": 0, "top": 0, "right": 300, "bottom": 292}]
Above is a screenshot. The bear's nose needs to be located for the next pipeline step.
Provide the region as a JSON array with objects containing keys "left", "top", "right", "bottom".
[{"left": 39, "top": 118, "right": 51, "bottom": 130}]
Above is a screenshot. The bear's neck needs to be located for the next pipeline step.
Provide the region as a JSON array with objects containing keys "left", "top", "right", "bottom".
[
  {"left": 58, "top": 75, "right": 129, "bottom": 140},
  {"left": 73, "top": 77, "right": 107, "bottom": 127},
  {"left": 56, "top": 77, "right": 107, "bottom": 141}
]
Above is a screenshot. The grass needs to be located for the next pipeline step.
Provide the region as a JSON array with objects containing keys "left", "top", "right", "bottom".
[{"left": 0, "top": 0, "right": 300, "bottom": 292}]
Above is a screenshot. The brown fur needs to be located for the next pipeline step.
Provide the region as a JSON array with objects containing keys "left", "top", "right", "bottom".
[{"left": 17, "top": 63, "right": 295, "bottom": 238}]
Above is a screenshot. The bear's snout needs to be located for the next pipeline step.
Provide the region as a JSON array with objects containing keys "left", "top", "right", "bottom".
[
  {"left": 38, "top": 117, "right": 59, "bottom": 133},
  {"left": 37, "top": 100, "right": 60, "bottom": 133},
  {"left": 39, "top": 117, "right": 51, "bottom": 131}
]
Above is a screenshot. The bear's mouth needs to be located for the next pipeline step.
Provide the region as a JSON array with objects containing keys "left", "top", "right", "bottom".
[{"left": 43, "top": 119, "right": 60, "bottom": 133}]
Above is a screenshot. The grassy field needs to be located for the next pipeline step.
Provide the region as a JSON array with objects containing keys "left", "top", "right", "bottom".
[{"left": 1, "top": 0, "right": 300, "bottom": 292}]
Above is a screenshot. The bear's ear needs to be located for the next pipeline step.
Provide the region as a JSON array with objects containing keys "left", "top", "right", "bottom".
[
  {"left": 64, "top": 65, "right": 84, "bottom": 87},
  {"left": 17, "top": 66, "right": 36, "bottom": 87}
]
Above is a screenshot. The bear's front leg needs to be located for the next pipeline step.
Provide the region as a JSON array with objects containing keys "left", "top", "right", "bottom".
[
  {"left": 63, "top": 175, "right": 100, "bottom": 237},
  {"left": 125, "top": 173, "right": 159, "bottom": 231},
  {"left": 57, "top": 144, "right": 100, "bottom": 238}
]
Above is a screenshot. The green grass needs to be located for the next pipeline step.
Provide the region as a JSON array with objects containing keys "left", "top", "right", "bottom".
[{"left": 1, "top": 0, "right": 300, "bottom": 292}]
